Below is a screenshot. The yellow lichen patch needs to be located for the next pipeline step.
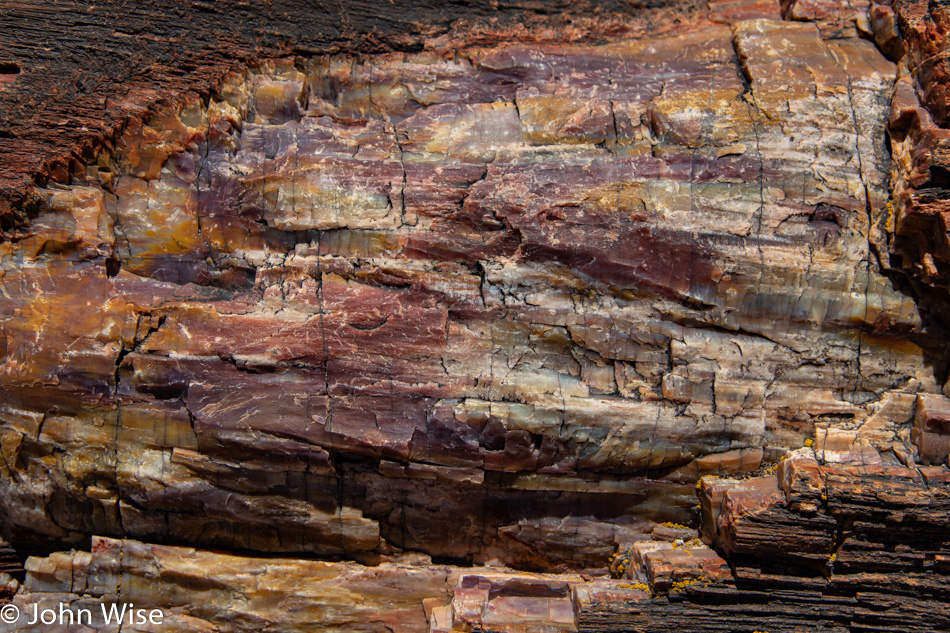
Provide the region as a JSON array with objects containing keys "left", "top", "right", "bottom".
[
  {"left": 610, "top": 549, "right": 634, "bottom": 579},
  {"left": 670, "top": 577, "right": 704, "bottom": 592},
  {"left": 672, "top": 538, "right": 702, "bottom": 550}
]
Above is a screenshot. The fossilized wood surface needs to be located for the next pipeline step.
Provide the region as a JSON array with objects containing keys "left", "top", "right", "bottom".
[
  {"left": 3, "top": 6, "right": 946, "bottom": 568},
  {"left": 871, "top": 0, "right": 950, "bottom": 294},
  {"left": 2, "top": 0, "right": 950, "bottom": 632},
  {"left": 6, "top": 450, "right": 950, "bottom": 632},
  {"left": 0, "top": 0, "right": 700, "bottom": 226}
]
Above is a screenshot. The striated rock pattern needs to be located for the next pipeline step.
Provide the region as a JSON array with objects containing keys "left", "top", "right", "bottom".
[
  {"left": 3, "top": 0, "right": 950, "bottom": 631},
  {"left": 579, "top": 454, "right": 950, "bottom": 633},
  {"left": 3, "top": 11, "right": 945, "bottom": 570},
  {"left": 7, "top": 447, "right": 950, "bottom": 632},
  {"left": 1, "top": 0, "right": 704, "bottom": 222}
]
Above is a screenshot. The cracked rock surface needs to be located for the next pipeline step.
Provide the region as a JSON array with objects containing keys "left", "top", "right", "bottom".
[
  {"left": 1, "top": 10, "right": 946, "bottom": 565},
  {"left": 2, "top": 1, "right": 950, "bottom": 631}
]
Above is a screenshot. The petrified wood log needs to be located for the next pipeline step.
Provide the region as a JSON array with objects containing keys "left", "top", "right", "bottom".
[
  {"left": 873, "top": 0, "right": 950, "bottom": 293},
  {"left": 1, "top": 0, "right": 950, "bottom": 631},
  {"left": 0, "top": 0, "right": 697, "bottom": 226}
]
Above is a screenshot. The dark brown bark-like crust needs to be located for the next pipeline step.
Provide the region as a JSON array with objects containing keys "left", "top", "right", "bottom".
[{"left": 0, "top": 0, "right": 699, "bottom": 227}]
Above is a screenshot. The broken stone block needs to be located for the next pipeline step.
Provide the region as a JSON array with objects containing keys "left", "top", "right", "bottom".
[
  {"left": 642, "top": 545, "right": 733, "bottom": 593},
  {"left": 913, "top": 394, "right": 950, "bottom": 464},
  {"left": 452, "top": 573, "right": 577, "bottom": 633}
]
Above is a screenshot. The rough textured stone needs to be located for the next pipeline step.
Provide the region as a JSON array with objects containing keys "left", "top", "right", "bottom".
[
  {"left": 8, "top": 537, "right": 456, "bottom": 632},
  {"left": 913, "top": 393, "right": 950, "bottom": 464},
  {"left": 877, "top": 0, "right": 950, "bottom": 302},
  {"left": 9, "top": 452, "right": 950, "bottom": 633},
  {"left": 3, "top": 1, "right": 950, "bottom": 632},
  {"left": 0, "top": 0, "right": 705, "bottom": 225},
  {"left": 2, "top": 12, "right": 945, "bottom": 573}
]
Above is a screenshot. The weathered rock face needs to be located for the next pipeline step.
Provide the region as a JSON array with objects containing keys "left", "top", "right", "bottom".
[
  {"left": 3, "top": 0, "right": 950, "bottom": 631},
  {"left": 1, "top": 1, "right": 702, "bottom": 221},
  {"left": 873, "top": 0, "right": 950, "bottom": 300},
  {"left": 6, "top": 450, "right": 950, "bottom": 632},
  {"left": 12, "top": 537, "right": 455, "bottom": 633},
  {"left": 1, "top": 0, "right": 948, "bottom": 575}
]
